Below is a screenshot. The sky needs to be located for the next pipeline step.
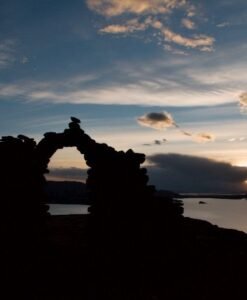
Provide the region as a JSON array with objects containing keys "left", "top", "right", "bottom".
[{"left": 1, "top": 0, "right": 247, "bottom": 193}]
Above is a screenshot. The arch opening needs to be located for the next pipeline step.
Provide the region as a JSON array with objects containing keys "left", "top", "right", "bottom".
[
  {"left": 45, "top": 147, "right": 91, "bottom": 207},
  {"left": 46, "top": 147, "right": 89, "bottom": 183}
]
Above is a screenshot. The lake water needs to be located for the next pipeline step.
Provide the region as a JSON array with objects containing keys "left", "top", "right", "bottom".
[
  {"left": 49, "top": 204, "right": 89, "bottom": 215},
  {"left": 183, "top": 198, "right": 247, "bottom": 233},
  {"left": 49, "top": 198, "right": 247, "bottom": 233}
]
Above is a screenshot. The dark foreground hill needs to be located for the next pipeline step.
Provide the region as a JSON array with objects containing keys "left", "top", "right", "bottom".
[
  {"left": 42, "top": 214, "right": 247, "bottom": 300},
  {"left": 3, "top": 208, "right": 247, "bottom": 300}
]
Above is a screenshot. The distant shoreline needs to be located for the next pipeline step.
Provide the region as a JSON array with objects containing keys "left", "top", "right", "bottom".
[{"left": 179, "top": 193, "right": 247, "bottom": 199}]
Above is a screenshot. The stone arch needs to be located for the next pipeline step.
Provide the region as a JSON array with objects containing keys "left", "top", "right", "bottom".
[
  {"left": 0, "top": 116, "right": 184, "bottom": 278},
  {"left": 0, "top": 117, "right": 155, "bottom": 226},
  {"left": 35, "top": 118, "right": 155, "bottom": 217},
  {"left": 46, "top": 146, "right": 88, "bottom": 182}
]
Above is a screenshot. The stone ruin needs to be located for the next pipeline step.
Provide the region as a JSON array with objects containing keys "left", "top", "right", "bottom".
[
  {"left": 0, "top": 117, "right": 183, "bottom": 247},
  {"left": 0, "top": 117, "right": 187, "bottom": 299}
]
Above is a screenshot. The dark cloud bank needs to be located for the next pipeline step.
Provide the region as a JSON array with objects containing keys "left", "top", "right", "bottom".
[
  {"left": 46, "top": 167, "right": 88, "bottom": 182},
  {"left": 47, "top": 154, "right": 247, "bottom": 194},
  {"left": 147, "top": 154, "right": 247, "bottom": 193}
]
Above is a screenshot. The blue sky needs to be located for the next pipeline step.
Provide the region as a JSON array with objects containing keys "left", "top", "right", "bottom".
[{"left": 1, "top": 0, "right": 247, "bottom": 192}]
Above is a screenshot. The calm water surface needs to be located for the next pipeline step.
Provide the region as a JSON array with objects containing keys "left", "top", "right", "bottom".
[
  {"left": 183, "top": 198, "right": 247, "bottom": 233},
  {"left": 49, "top": 198, "right": 247, "bottom": 233},
  {"left": 49, "top": 204, "right": 89, "bottom": 215}
]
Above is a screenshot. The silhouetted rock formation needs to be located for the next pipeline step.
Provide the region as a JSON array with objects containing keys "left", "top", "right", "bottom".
[
  {"left": 0, "top": 121, "right": 179, "bottom": 229},
  {"left": 0, "top": 134, "right": 48, "bottom": 235}
]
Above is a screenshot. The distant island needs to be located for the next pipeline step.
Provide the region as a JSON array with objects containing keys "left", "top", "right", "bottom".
[
  {"left": 46, "top": 181, "right": 247, "bottom": 205},
  {"left": 179, "top": 193, "right": 247, "bottom": 199},
  {"left": 45, "top": 180, "right": 91, "bottom": 204}
]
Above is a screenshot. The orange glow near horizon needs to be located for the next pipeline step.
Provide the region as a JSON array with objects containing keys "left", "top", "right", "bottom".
[
  {"left": 233, "top": 161, "right": 247, "bottom": 168},
  {"left": 48, "top": 148, "right": 88, "bottom": 169}
]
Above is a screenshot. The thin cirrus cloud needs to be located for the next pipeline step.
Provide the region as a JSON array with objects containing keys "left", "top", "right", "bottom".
[
  {"left": 181, "top": 18, "right": 196, "bottom": 30},
  {"left": 0, "top": 43, "right": 246, "bottom": 108},
  {"left": 137, "top": 111, "right": 215, "bottom": 143},
  {"left": 216, "top": 22, "right": 230, "bottom": 28},
  {"left": 0, "top": 39, "right": 16, "bottom": 68},
  {"left": 0, "top": 77, "right": 239, "bottom": 107},
  {"left": 87, "top": 0, "right": 214, "bottom": 53}
]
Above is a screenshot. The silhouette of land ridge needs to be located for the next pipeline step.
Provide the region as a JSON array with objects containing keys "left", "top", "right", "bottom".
[{"left": 1, "top": 117, "right": 247, "bottom": 299}]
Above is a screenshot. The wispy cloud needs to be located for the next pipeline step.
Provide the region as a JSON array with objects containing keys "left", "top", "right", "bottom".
[
  {"left": 137, "top": 111, "right": 215, "bottom": 143},
  {"left": 0, "top": 76, "right": 241, "bottom": 107},
  {"left": 239, "top": 92, "right": 247, "bottom": 106},
  {"left": 181, "top": 18, "right": 196, "bottom": 29},
  {"left": 195, "top": 132, "right": 215, "bottom": 143},
  {"left": 137, "top": 111, "right": 194, "bottom": 137},
  {"left": 163, "top": 44, "right": 188, "bottom": 55},
  {"left": 100, "top": 18, "right": 148, "bottom": 34},
  {"left": 238, "top": 92, "right": 247, "bottom": 113},
  {"left": 21, "top": 56, "right": 29, "bottom": 64},
  {"left": 87, "top": 0, "right": 187, "bottom": 16},
  {"left": 160, "top": 26, "right": 214, "bottom": 50},
  {"left": 137, "top": 111, "right": 174, "bottom": 129},
  {"left": 1, "top": 44, "right": 246, "bottom": 107},
  {"left": 216, "top": 22, "right": 230, "bottom": 28},
  {"left": 143, "top": 138, "right": 167, "bottom": 146},
  {"left": 0, "top": 39, "right": 16, "bottom": 68},
  {"left": 186, "top": 4, "right": 196, "bottom": 17},
  {"left": 228, "top": 137, "right": 246, "bottom": 142},
  {"left": 88, "top": 0, "right": 215, "bottom": 52}
]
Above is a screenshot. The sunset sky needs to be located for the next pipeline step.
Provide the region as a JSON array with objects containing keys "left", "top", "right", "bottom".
[{"left": 1, "top": 0, "right": 247, "bottom": 192}]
